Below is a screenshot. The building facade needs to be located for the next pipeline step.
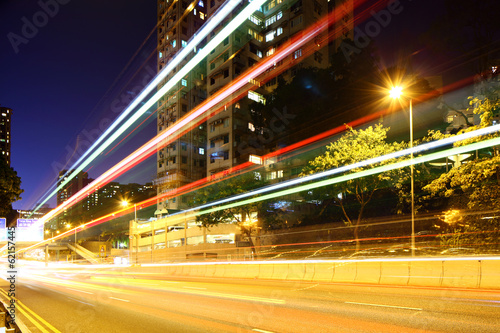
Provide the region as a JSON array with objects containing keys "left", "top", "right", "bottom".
[
  {"left": 0, "top": 106, "right": 12, "bottom": 165},
  {"left": 155, "top": 0, "right": 353, "bottom": 214},
  {"left": 155, "top": 0, "right": 208, "bottom": 212}
]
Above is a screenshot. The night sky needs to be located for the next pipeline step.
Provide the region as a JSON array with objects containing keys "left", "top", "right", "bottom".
[
  {"left": 0, "top": 0, "right": 486, "bottom": 211},
  {"left": 0, "top": 0, "right": 157, "bottom": 210}
]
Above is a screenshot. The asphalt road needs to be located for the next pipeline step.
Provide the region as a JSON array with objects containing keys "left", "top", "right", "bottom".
[{"left": 1, "top": 266, "right": 499, "bottom": 333}]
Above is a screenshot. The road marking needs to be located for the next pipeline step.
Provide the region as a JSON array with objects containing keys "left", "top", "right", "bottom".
[
  {"left": 182, "top": 286, "right": 207, "bottom": 290},
  {"left": 67, "top": 296, "right": 95, "bottom": 307},
  {"left": 65, "top": 287, "right": 93, "bottom": 294},
  {"left": 345, "top": 301, "right": 422, "bottom": 311},
  {"left": 0, "top": 288, "right": 62, "bottom": 333},
  {"left": 109, "top": 296, "right": 130, "bottom": 302},
  {"left": 252, "top": 329, "right": 275, "bottom": 333}
]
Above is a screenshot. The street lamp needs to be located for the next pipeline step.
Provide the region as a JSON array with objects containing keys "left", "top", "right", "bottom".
[{"left": 390, "top": 86, "right": 415, "bottom": 257}]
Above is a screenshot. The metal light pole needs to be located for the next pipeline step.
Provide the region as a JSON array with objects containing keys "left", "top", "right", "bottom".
[
  {"left": 409, "top": 98, "right": 415, "bottom": 257},
  {"left": 390, "top": 87, "right": 415, "bottom": 257}
]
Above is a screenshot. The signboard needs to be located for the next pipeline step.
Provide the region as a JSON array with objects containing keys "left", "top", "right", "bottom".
[
  {"left": 16, "top": 219, "right": 44, "bottom": 241},
  {"left": 99, "top": 245, "right": 106, "bottom": 258},
  {"left": 0, "top": 217, "right": 6, "bottom": 241}
]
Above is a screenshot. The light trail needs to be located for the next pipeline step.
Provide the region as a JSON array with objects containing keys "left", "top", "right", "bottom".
[
  {"left": 31, "top": 0, "right": 249, "bottom": 214},
  {"left": 19, "top": 124, "right": 500, "bottom": 254},
  {"left": 172, "top": 124, "right": 500, "bottom": 216},
  {"left": 192, "top": 132, "right": 500, "bottom": 218},
  {"left": 34, "top": 0, "right": 336, "bottom": 226}
]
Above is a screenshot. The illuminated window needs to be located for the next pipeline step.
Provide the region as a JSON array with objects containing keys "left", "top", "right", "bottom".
[
  {"left": 200, "top": 12, "right": 205, "bottom": 20},
  {"left": 266, "top": 47, "right": 275, "bottom": 57},
  {"left": 248, "top": 91, "right": 266, "bottom": 104},
  {"left": 198, "top": 0, "right": 204, "bottom": 7},
  {"left": 181, "top": 40, "right": 187, "bottom": 47},
  {"left": 181, "top": 79, "right": 187, "bottom": 86},
  {"left": 199, "top": 147, "right": 205, "bottom": 155},
  {"left": 248, "top": 122, "right": 256, "bottom": 132},
  {"left": 265, "top": 16, "right": 276, "bottom": 27},
  {"left": 172, "top": 39, "right": 176, "bottom": 47},
  {"left": 194, "top": 8, "right": 196, "bottom": 15},
  {"left": 159, "top": 51, "right": 163, "bottom": 58},
  {"left": 276, "top": 11, "right": 282, "bottom": 20},
  {"left": 249, "top": 15, "right": 261, "bottom": 25},
  {"left": 266, "top": 31, "right": 275, "bottom": 42},
  {"left": 276, "top": 27, "right": 283, "bottom": 36},
  {"left": 277, "top": 170, "right": 283, "bottom": 178},
  {"left": 293, "top": 49, "right": 302, "bottom": 59}
]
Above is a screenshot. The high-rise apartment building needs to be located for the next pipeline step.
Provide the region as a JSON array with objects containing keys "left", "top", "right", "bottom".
[
  {"left": 0, "top": 106, "right": 12, "bottom": 165},
  {"left": 205, "top": 0, "right": 329, "bottom": 176},
  {"left": 155, "top": 0, "right": 208, "bottom": 212},
  {"left": 155, "top": 0, "right": 352, "bottom": 212}
]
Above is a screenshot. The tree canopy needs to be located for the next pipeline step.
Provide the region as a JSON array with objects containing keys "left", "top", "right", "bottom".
[
  {"left": 189, "top": 172, "right": 267, "bottom": 253},
  {"left": 300, "top": 124, "right": 408, "bottom": 250},
  {"left": 0, "top": 157, "right": 23, "bottom": 219}
]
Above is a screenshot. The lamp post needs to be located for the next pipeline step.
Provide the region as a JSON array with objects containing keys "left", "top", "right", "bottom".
[
  {"left": 390, "top": 87, "right": 415, "bottom": 257},
  {"left": 122, "top": 201, "right": 138, "bottom": 264}
]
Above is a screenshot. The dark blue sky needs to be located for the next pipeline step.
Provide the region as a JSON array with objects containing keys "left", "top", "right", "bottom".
[
  {"left": 0, "top": 0, "right": 487, "bottom": 211},
  {"left": 0, "top": 0, "right": 157, "bottom": 210}
]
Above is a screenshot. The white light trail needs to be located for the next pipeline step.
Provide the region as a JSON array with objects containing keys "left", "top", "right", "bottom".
[{"left": 32, "top": 0, "right": 248, "bottom": 214}]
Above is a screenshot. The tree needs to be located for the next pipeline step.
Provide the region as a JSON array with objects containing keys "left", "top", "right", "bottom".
[
  {"left": 422, "top": 87, "right": 500, "bottom": 250},
  {"left": 189, "top": 172, "right": 267, "bottom": 255},
  {"left": 300, "top": 124, "right": 408, "bottom": 250},
  {"left": 0, "top": 157, "right": 23, "bottom": 219}
]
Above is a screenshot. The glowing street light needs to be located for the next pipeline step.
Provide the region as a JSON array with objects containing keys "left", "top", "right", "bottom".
[{"left": 390, "top": 86, "right": 415, "bottom": 257}]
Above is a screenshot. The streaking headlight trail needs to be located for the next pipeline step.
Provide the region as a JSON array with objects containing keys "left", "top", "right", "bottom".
[{"left": 31, "top": 0, "right": 252, "bottom": 214}]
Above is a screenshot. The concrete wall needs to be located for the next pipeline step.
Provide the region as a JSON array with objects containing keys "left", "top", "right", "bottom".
[{"left": 83, "top": 257, "right": 500, "bottom": 290}]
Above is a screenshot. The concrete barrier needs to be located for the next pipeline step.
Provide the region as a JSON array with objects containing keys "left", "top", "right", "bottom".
[
  {"left": 442, "top": 259, "right": 480, "bottom": 288},
  {"left": 224, "top": 263, "right": 248, "bottom": 279},
  {"left": 271, "top": 263, "right": 289, "bottom": 280},
  {"left": 311, "top": 262, "right": 335, "bottom": 282},
  {"left": 332, "top": 261, "right": 357, "bottom": 283},
  {"left": 479, "top": 259, "right": 500, "bottom": 289},
  {"left": 287, "top": 262, "right": 306, "bottom": 281},
  {"left": 213, "top": 263, "right": 226, "bottom": 278},
  {"left": 408, "top": 260, "right": 442, "bottom": 287},
  {"left": 83, "top": 258, "right": 500, "bottom": 290},
  {"left": 354, "top": 261, "right": 381, "bottom": 284},
  {"left": 379, "top": 260, "right": 410, "bottom": 286},
  {"left": 259, "top": 262, "right": 275, "bottom": 279},
  {"left": 245, "top": 263, "right": 260, "bottom": 279},
  {"left": 204, "top": 263, "right": 216, "bottom": 278}
]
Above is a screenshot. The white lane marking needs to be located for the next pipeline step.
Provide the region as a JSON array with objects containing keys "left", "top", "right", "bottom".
[
  {"left": 109, "top": 297, "right": 130, "bottom": 302},
  {"left": 67, "top": 296, "right": 95, "bottom": 307},
  {"left": 252, "top": 329, "right": 275, "bottom": 333},
  {"left": 66, "top": 287, "right": 93, "bottom": 294},
  {"left": 345, "top": 301, "right": 422, "bottom": 311},
  {"left": 182, "top": 286, "right": 207, "bottom": 290}
]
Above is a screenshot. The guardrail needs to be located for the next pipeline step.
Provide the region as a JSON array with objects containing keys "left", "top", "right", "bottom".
[{"left": 118, "top": 257, "right": 500, "bottom": 289}]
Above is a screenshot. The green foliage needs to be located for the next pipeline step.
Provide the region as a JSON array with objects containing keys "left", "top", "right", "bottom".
[
  {"left": 0, "top": 157, "right": 23, "bottom": 218},
  {"left": 189, "top": 172, "right": 267, "bottom": 252},
  {"left": 300, "top": 124, "right": 408, "bottom": 249},
  {"left": 422, "top": 86, "right": 500, "bottom": 250}
]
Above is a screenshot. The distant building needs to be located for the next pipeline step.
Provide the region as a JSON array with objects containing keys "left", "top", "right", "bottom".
[
  {"left": 0, "top": 106, "right": 12, "bottom": 165},
  {"left": 17, "top": 204, "right": 52, "bottom": 219}
]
